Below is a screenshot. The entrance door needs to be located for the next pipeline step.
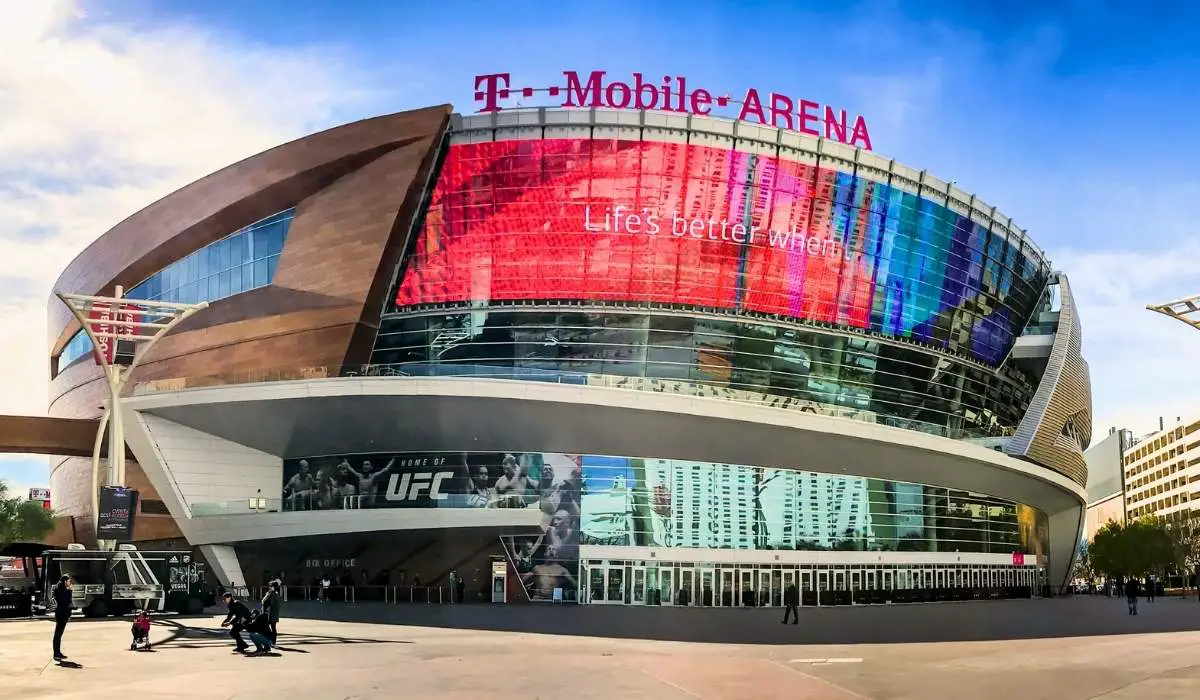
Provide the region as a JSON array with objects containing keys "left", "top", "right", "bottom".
[
  {"left": 606, "top": 565, "right": 625, "bottom": 604},
  {"left": 586, "top": 566, "right": 605, "bottom": 604},
  {"left": 781, "top": 568, "right": 797, "bottom": 606},
  {"left": 699, "top": 568, "right": 715, "bottom": 607},
  {"left": 677, "top": 568, "right": 694, "bottom": 606},
  {"left": 800, "top": 569, "right": 813, "bottom": 606},
  {"left": 759, "top": 569, "right": 777, "bottom": 607},
  {"left": 631, "top": 567, "right": 648, "bottom": 605},
  {"left": 739, "top": 569, "right": 755, "bottom": 607},
  {"left": 660, "top": 568, "right": 675, "bottom": 606},
  {"left": 719, "top": 569, "right": 737, "bottom": 607}
]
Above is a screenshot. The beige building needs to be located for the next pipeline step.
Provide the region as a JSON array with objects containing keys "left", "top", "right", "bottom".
[{"left": 1124, "top": 418, "right": 1200, "bottom": 521}]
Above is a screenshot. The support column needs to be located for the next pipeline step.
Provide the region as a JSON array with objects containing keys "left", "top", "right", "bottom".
[
  {"left": 1048, "top": 503, "right": 1085, "bottom": 592},
  {"left": 200, "top": 544, "right": 247, "bottom": 590}
]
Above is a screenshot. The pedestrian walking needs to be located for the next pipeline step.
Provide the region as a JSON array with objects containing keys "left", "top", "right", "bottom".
[
  {"left": 51, "top": 575, "right": 73, "bottom": 661},
  {"left": 1146, "top": 574, "right": 1157, "bottom": 602},
  {"left": 1125, "top": 577, "right": 1141, "bottom": 615},
  {"left": 781, "top": 582, "right": 799, "bottom": 625}
]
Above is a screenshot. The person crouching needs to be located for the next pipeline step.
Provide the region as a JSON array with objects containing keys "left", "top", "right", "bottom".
[
  {"left": 244, "top": 610, "right": 274, "bottom": 654},
  {"left": 130, "top": 611, "right": 152, "bottom": 651}
]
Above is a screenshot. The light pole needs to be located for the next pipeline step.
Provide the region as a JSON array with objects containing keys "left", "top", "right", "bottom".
[{"left": 56, "top": 287, "right": 207, "bottom": 548}]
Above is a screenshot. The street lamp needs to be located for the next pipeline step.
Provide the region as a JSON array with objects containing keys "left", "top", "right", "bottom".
[{"left": 56, "top": 286, "right": 207, "bottom": 548}]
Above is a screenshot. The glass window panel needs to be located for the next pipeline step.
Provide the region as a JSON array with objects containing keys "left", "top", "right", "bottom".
[{"left": 253, "top": 258, "right": 269, "bottom": 287}]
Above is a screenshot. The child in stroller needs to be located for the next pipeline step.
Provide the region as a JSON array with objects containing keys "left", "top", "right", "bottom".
[
  {"left": 244, "top": 610, "right": 273, "bottom": 654},
  {"left": 130, "top": 611, "right": 152, "bottom": 651}
]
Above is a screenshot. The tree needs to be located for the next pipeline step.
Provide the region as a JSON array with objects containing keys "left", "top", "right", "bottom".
[
  {"left": 1164, "top": 513, "right": 1200, "bottom": 596},
  {"left": 1089, "top": 518, "right": 1175, "bottom": 581},
  {"left": 0, "top": 480, "right": 55, "bottom": 546}
]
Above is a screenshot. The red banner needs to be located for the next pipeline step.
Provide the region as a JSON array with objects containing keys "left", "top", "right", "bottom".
[
  {"left": 87, "top": 303, "right": 143, "bottom": 365},
  {"left": 1011, "top": 552, "right": 1025, "bottom": 566}
]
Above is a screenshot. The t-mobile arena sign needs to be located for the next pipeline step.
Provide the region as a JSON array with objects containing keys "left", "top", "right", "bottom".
[{"left": 473, "top": 71, "right": 873, "bottom": 151}]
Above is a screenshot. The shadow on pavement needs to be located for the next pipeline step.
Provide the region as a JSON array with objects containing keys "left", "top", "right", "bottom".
[
  {"left": 53, "top": 660, "right": 83, "bottom": 669},
  {"left": 145, "top": 618, "right": 413, "bottom": 652},
  {"left": 278, "top": 596, "right": 1200, "bottom": 645}
]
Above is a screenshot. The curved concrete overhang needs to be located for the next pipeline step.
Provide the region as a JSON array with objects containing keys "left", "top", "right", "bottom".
[{"left": 120, "top": 377, "right": 1086, "bottom": 585}]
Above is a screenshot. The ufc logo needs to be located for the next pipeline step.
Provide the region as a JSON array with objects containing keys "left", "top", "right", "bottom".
[{"left": 385, "top": 471, "right": 453, "bottom": 502}]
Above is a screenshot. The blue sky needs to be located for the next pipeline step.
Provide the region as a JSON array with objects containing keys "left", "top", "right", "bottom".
[{"left": 2, "top": 0, "right": 1200, "bottom": 491}]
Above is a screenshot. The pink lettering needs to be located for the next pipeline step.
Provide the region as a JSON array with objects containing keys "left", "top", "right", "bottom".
[
  {"left": 738, "top": 88, "right": 766, "bottom": 124},
  {"left": 605, "top": 81, "right": 632, "bottom": 109},
  {"left": 632, "top": 73, "right": 658, "bottom": 110},
  {"left": 563, "top": 70, "right": 604, "bottom": 107},
  {"left": 798, "top": 99, "right": 820, "bottom": 136},
  {"left": 824, "top": 106, "right": 848, "bottom": 143},
  {"left": 768, "top": 93, "right": 794, "bottom": 130},
  {"left": 690, "top": 88, "right": 712, "bottom": 115},
  {"left": 473, "top": 73, "right": 510, "bottom": 113},
  {"left": 850, "top": 115, "right": 872, "bottom": 150}
]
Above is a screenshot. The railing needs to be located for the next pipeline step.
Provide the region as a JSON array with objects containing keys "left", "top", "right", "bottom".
[
  {"left": 245, "top": 584, "right": 469, "bottom": 605},
  {"left": 131, "top": 363, "right": 1018, "bottom": 443},
  {"left": 190, "top": 492, "right": 533, "bottom": 517}
]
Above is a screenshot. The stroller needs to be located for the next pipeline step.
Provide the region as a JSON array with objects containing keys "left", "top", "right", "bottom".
[
  {"left": 129, "top": 611, "right": 152, "bottom": 651},
  {"left": 244, "top": 610, "right": 274, "bottom": 654}
]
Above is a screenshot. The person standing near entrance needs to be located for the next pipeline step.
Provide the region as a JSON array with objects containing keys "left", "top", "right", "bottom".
[
  {"left": 781, "top": 582, "right": 799, "bottom": 625},
  {"left": 1146, "top": 574, "right": 1157, "bottom": 602},
  {"left": 1125, "top": 577, "right": 1141, "bottom": 615},
  {"left": 51, "top": 575, "right": 73, "bottom": 660}
]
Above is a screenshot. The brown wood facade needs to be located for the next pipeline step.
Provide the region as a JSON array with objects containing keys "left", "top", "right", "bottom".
[{"left": 44, "top": 105, "right": 453, "bottom": 545}]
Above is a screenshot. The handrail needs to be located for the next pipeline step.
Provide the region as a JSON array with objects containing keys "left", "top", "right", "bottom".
[{"left": 131, "top": 364, "right": 1018, "bottom": 442}]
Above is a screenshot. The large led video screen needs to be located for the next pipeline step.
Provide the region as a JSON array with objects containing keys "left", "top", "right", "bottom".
[{"left": 394, "top": 139, "right": 1049, "bottom": 365}]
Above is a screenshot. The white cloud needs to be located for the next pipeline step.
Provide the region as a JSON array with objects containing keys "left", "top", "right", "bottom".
[
  {"left": 1054, "top": 239, "right": 1200, "bottom": 437},
  {"left": 0, "top": 0, "right": 386, "bottom": 416},
  {"left": 0, "top": 454, "right": 50, "bottom": 500}
]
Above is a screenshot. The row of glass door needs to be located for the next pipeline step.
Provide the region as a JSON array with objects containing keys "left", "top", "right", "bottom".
[{"left": 581, "top": 560, "right": 1042, "bottom": 606}]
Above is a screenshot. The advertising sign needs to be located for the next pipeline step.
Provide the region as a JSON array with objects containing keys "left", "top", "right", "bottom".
[
  {"left": 28, "top": 488, "right": 51, "bottom": 510},
  {"left": 1012, "top": 552, "right": 1025, "bottom": 567},
  {"left": 283, "top": 452, "right": 582, "bottom": 602},
  {"left": 473, "top": 71, "right": 872, "bottom": 150},
  {"left": 394, "top": 139, "right": 1040, "bottom": 366},
  {"left": 97, "top": 486, "right": 139, "bottom": 541}
]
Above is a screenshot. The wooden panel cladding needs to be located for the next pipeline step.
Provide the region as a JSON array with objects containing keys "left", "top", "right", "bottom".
[
  {"left": 44, "top": 107, "right": 451, "bottom": 538},
  {"left": 49, "top": 104, "right": 452, "bottom": 355},
  {"left": 0, "top": 414, "right": 133, "bottom": 458}
]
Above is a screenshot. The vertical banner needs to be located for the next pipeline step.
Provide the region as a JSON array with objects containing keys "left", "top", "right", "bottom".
[
  {"left": 88, "top": 303, "right": 117, "bottom": 365},
  {"left": 88, "top": 303, "right": 143, "bottom": 366}
]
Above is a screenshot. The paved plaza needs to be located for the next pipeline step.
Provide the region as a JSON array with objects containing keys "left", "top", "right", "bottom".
[{"left": 4, "top": 595, "right": 1200, "bottom": 699}]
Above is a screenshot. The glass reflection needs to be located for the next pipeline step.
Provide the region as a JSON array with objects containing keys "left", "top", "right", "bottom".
[
  {"left": 371, "top": 309, "right": 1036, "bottom": 440},
  {"left": 57, "top": 209, "right": 295, "bottom": 368},
  {"left": 578, "top": 456, "right": 1045, "bottom": 555}
]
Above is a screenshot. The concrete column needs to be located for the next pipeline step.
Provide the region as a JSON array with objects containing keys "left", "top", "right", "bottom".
[
  {"left": 1048, "top": 504, "right": 1085, "bottom": 592},
  {"left": 200, "top": 544, "right": 247, "bottom": 589}
]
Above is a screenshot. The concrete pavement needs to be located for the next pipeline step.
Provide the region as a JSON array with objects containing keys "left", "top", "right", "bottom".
[{"left": 2, "top": 595, "right": 1199, "bottom": 699}]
